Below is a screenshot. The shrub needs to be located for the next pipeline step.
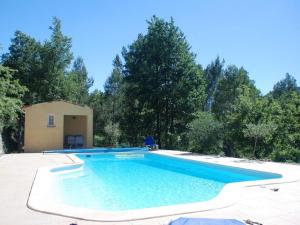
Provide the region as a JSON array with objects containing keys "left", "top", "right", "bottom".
[
  {"left": 187, "top": 112, "right": 223, "bottom": 154},
  {"left": 271, "top": 146, "right": 300, "bottom": 163}
]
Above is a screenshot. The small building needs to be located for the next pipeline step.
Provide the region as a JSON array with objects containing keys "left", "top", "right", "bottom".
[{"left": 23, "top": 101, "right": 93, "bottom": 152}]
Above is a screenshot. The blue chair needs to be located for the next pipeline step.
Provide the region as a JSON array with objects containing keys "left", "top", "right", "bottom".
[
  {"left": 74, "top": 135, "right": 84, "bottom": 148},
  {"left": 169, "top": 218, "right": 245, "bottom": 225},
  {"left": 144, "top": 136, "right": 155, "bottom": 148},
  {"left": 64, "top": 135, "right": 84, "bottom": 149}
]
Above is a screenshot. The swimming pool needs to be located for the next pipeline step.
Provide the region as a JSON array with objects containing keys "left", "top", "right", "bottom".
[
  {"left": 53, "top": 152, "right": 281, "bottom": 211},
  {"left": 28, "top": 151, "right": 285, "bottom": 221}
]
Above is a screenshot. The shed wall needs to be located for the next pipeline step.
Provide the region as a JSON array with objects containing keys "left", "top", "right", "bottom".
[{"left": 24, "top": 101, "right": 93, "bottom": 152}]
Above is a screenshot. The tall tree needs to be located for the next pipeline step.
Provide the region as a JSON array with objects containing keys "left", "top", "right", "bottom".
[
  {"left": 122, "top": 16, "right": 206, "bottom": 148},
  {"left": 269, "top": 91, "right": 300, "bottom": 162},
  {"left": 211, "top": 66, "right": 260, "bottom": 156},
  {"left": 0, "top": 65, "right": 27, "bottom": 153},
  {"left": 2, "top": 17, "right": 74, "bottom": 103},
  {"left": 204, "top": 57, "right": 224, "bottom": 111},
  {"left": 99, "top": 55, "right": 125, "bottom": 145},
  {"left": 243, "top": 122, "right": 277, "bottom": 158},
  {"left": 65, "top": 57, "right": 94, "bottom": 104},
  {"left": 87, "top": 90, "right": 105, "bottom": 135},
  {"left": 104, "top": 55, "right": 123, "bottom": 96},
  {"left": 2, "top": 31, "right": 42, "bottom": 104},
  {"left": 40, "top": 17, "right": 73, "bottom": 101},
  {"left": 271, "top": 73, "right": 299, "bottom": 99},
  {"left": 212, "top": 65, "right": 259, "bottom": 119},
  {"left": 104, "top": 55, "right": 123, "bottom": 124}
]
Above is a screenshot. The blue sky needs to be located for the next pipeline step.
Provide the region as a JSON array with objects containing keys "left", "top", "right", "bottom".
[{"left": 1, "top": 0, "right": 299, "bottom": 94}]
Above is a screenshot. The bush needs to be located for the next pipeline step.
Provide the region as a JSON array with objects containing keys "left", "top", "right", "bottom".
[
  {"left": 93, "top": 135, "right": 106, "bottom": 147},
  {"left": 187, "top": 112, "right": 223, "bottom": 154},
  {"left": 271, "top": 146, "right": 300, "bottom": 163},
  {"left": 104, "top": 121, "right": 121, "bottom": 146}
]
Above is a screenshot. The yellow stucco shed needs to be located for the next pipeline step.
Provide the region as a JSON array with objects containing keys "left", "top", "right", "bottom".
[{"left": 23, "top": 101, "right": 93, "bottom": 152}]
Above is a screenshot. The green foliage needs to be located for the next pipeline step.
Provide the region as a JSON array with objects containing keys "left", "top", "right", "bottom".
[
  {"left": 65, "top": 57, "right": 94, "bottom": 104},
  {"left": 243, "top": 123, "right": 277, "bottom": 158},
  {"left": 269, "top": 91, "right": 300, "bottom": 155},
  {"left": 2, "top": 17, "right": 77, "bottom": 104},
  {"left": 212, "top": 65, "right": 259, "bottom": 119},
  {"left": 104, "top": 55, "right": 124, "bottom": 124},
  {"left": 104, "top": 55, "right": 123, "bottom": 96},
  {"left": 2, "top": 31, "right": 42, "bottom": 104},
  {"left": 187, "top": 112, "right": 223, "bottom": 154},
  {"left": 122, "top": 16, "right": 206, "bottom": 148},
  {"left": 104, "top": 121, "right": 121, "bottom": 146},
  {"left": 0, "top": 65, "right": 27, "bottom": 153},
  {"left": 0, "top": 65, "right": 27, "bottom": 130},
  {"left": 212, "top": 68, "right": 260, "bottom": 157},
  {"left": 271, "top": 146, "right": 300, "bottom": 163},
  {"left": 272, "top": 73, "right": 299, "bottom": 99},
  {"left": 40, "top": 17, "right": 73, "bottom": 101},
  {"left": 87, "top": 90, "right": 106, "bottom": 135},
  {"left": 204, "top": 57, "right": 224, "bottom": 111},
  {"left": 93, "top": 134, "right": 106, "bottom": 147},
  {"left": 87, "top": 55, "right": 127, "bottom": 146}
]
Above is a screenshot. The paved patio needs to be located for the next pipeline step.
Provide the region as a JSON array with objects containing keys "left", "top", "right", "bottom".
[{"left": 0, "top": 151, "right": 299, "bottom": 225}]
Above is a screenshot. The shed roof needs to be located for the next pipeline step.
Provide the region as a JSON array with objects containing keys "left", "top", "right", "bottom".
[{"left": 23, "top": 100, "right": 92, "bottom": 112}]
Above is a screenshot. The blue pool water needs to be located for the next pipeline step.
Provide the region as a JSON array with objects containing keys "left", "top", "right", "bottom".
[{"left": 54, "top": 153, "right": 281, "bottom": 211}]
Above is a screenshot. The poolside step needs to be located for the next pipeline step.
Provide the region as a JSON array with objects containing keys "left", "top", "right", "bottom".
[
  {"left": 56, "top": 170, "right": 87, "bottom": 179},
  {"left": 114, "top": 154, "right": 145, "bottom": 159}
]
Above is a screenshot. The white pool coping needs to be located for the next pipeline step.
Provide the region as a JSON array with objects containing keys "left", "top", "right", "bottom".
[{"left": 27, "top": 151, "right": 300, "bottom": 222}]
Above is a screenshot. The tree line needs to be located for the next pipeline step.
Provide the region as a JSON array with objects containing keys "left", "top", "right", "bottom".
[{"left": 1, "top": 16, "right": 299, "bottom": 162}]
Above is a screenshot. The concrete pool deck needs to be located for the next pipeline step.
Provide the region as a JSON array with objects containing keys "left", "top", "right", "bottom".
[{"left": 0, "top": 151, "right": 300, "bottom": 225}]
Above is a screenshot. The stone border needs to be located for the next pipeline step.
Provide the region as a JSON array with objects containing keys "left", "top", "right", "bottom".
[{"left": 27, "top": 151, "right": 300, "bottom": 222}]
